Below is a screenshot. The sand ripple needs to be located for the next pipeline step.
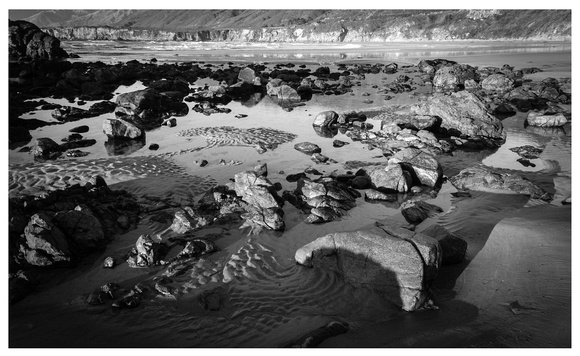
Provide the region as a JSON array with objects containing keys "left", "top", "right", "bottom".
[
  {"left": 177, "top": 126, "right": 298, "bottom": 150},
  {"left": 9, "top": 156, "right": 215, "bottom": 199}
]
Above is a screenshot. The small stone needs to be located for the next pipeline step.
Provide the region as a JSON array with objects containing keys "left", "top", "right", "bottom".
[
  {"left": 148, "top": 143, "right": 159, "bottom": 150},
  {"left": 103, "top": 257, "right": 116, "bottom": 268}
]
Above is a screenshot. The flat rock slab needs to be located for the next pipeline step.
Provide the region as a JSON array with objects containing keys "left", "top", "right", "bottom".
[{"left": 295, "top": 223, "right": 441, "bottom": 311}]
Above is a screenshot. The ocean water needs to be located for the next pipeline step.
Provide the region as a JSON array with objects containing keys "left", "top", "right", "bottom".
[{"left": 9, "top": 40, "right": 572, "bottom": 347}]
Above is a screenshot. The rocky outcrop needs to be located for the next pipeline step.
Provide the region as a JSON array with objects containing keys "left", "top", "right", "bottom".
[
  {"left": 410, "top": 91, "right": 506, "bottom": 147},
  {"left": 295, "top": 220, "right": 441, "bottom": 311},
  {"left": 103, "top": 117, "right": 145, "bottom": 140},
  {"left": 449, "top": 166, "right": 553, "bottom": 201},
  {"left": 9, "top": 20, "right": 68, "bottom": 60}
]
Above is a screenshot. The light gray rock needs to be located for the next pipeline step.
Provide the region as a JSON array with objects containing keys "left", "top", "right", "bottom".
[
  {"left": 366, "top": 164, "right": 412, "bottom": 193},
  {"left": 388, "top": 147, "right": 443, "bottom": 188},
  {"left": 295, "top": 223, "right": 441, "bottom": 311},
  {"left": 103, "top": 117, "right": 144, "bottom": 139},
  {"left": 525, "top": 112, "right": 568, "bottom": 127}
]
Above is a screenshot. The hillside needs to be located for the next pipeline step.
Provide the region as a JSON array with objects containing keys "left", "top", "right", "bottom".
[{"left": 21, "top": 9, "right": 572, "bottom": 42}]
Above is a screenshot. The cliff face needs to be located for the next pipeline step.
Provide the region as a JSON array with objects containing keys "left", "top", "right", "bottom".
[{"left": 37, "top": 9, "right": 571, "bottom": 42}]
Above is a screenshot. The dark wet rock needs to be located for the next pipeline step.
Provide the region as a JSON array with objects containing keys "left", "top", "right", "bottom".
[
  {"left": 103, "top": 117, "right": 145, "bottom": 140},
  {"left": 411, "top": 91, "right": 506, "bottom": 147},
  {"left": 333, "top": 139, "right": 350, "bottom": 148},
  {"left": 103, "top": 256, "right": 116, "bottom": 268},
  {"left": 9, "top": 20, "right": 68, "bottom": 60},
  {"left": 61, "top": 133, "right": 83, "bottom": 142},
  {"left": 9, "top": 126, "right": 32, "bottom": 145},
  {"left": 53, "top": 206, "right": 106, "bottom": 253},
  {"left": 509, "top": 145, "right": 543, "bottom": 159},
  {"left": 366, "top": 164, "right": 412, "bottom": 193},
  {"left": 525, "top": 112, "right": 567, "bottom": 127},
  {"left": 421, "top": 224, "right": 467, "bottom": 265},
  {"left": 126, "top": 234, "right": 168, "bottom": 268},
  {"left": 451, "top": 191, "right": 472, "bottom": 198},
  {"left": 449, "top": 166, "right": 553, "bottom": 201},
  {"left": 87, "top": 100, "right": 117, "bottom": 116},
  {"left": 506, "top": 87, "right": 547, "bottom": 112},
  {"left": 112, "top": 293, "right": 141, "bottom": 309},
  {"left": 32, "top": 138, "right": 62, "bottom": 160},
  {"left": 20, "top": 213, "right": 72, "bottom": 267},
  {"left": 104, "top": 138, "right": 145, "bottom": 156},
  {"left": 294, "top": 142, "right": 322, "bottom": 155},
  {"left": 388, "top": 147, "right": 443, "bottom": 188},
  {"left": 60, "top": 139, "right": 97, "bottom": 151},
  {"left": 383, "top": 62, "right": 398, "bottom": 74},
  {"left": 163, "top": 117, "right": 177, "bottom": 127},
  {"left": 115, "top": 89, "right": 188, "bottom": 130},
  {"left": 267, "top": 83, "right": 301, "bottom": 103},
  {"left": 69, "top": 125, "right": 90, "bottom": 133},
  {"left": 295, "top": 220, "right": 441, "bottom": 311},
  {"left": 517, "top": 158, "right": 536, "bottom": 168},
  {"left": 400, "top": 200, "right": 443, "bottom": 224},
  {"left": 148, "top": 143, "right": 159, "bottom": 151},
  {"left": 286, "top": 172, "right": 307, "bottom": 182},
  {"left": 285, "top": 321, "right": 349, "bottom": 348},
  {"left": 481, "top": 74, "right": 515, "bottom": 93},
  {"left": 349, "top": 176, "right": 372, "bottom": 190}
]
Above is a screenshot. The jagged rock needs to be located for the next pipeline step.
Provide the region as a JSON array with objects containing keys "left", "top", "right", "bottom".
[
  {"left": 238, "top": 67, "right": 257, "bottom": 84},
  {"left": 449, "top": 166, "right": 553, "bottom": 201},
  {"left": 418, "top": 59, "right": 457, "bottom": 76},
  {"left": 388, "top": 147, "right": 443, "bottom": 188},
  {"left": 411, "top": 91, "right": 506, "bottom": 146},
  {"left": 103, "top": 117, "right": 144, "bottom": 140},
  {"left": 400, "top": 200, "right": 443, "bottom": 224},
  {"left": 525, "top": 112, "right": 568, "bottom": 127},
  {"left": 295, "top": 221, "right": 441, "bottom": 311},
  {"left": 509, "top": 145, "right": 543, "bottom": 159},
  {"left": 234, "top": 171, "right": 281, "bottom": 210},
  {"left": 21, "top": 213, "right": 72, "bottom": 267},
  {"left": 9, "top": 20, "right": 68, "bottom": 60},
  {"left": 126, "top": 234, "right": 165, "bottom": 268},
  {"left": 481, "top": 74, "right": 515, "bottom": 92},
  {"left": 294, "top": 142, "right": 322, "bottom": 155},
  {"left": 115, "top": 89, "right": 188, "bottom": 130},
  {"left": 364, "top": 189, "right": 396, "bottom": 201},
  {"left": 421, "top": 224, "right": 467, "bottom": 265},
  {"left": 432, "top": 64, "right": 479, "bottom": 91},
  {"left": 366, "top": 164, "right": 412, "bottom": 193},
  {"left": 103, "top": 257, "right": 116, "bottom": 268}
]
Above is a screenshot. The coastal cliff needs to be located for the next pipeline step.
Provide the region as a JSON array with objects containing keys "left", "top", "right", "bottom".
[{"left": 30, "top": 9, "right": 571, "bottom": 42}]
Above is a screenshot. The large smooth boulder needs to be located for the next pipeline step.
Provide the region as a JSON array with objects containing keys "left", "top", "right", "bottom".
[
  {"left": 411, "top": 91, "right": 506, "bottom": 145},
  {"left": 525, "top": 112, "right": 568, "bottom": 127},
  {"left": 9, "top": 20, "right": 68, "bottom": 60},
  {"left": 366, "top": 164, "right": 412, "bottom": 193},
  {"left": 449, "top": 166, "right": 553, "bottom": 201},
  {"left": 295, "top": 222, "right": 442, "bottom": 311},
  {"left": 103, "top": 117, "right": 144, "bottom": 140},
  {"left": 388, "top": 147, "right": 443, "bottom": 188}
]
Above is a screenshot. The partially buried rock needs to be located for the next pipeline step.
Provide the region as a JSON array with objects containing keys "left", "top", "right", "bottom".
[
  {"left": 32, "top": 138, "right": 62, "bottom": 160},
  {"left": 295, "top": 221, "right": 441, "bottom": 311},
  {"left": 449, "top": 166, "right": 553, "bottom": 201},
  {"left": 148, "top": 143, "right": 159, "bottom": 150},
  {"left": 400, "top": 200, "right": 443, "bottom": 224},
  {"left": 421, "top": 224, "right": 467, "bottom": 265},
  {"left": 69, "top": 125, "right": 89, "bottom": 133}
]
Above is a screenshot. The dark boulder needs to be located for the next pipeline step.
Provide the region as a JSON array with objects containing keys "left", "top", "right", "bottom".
[
  {"left": 421, "top": 224, "right": 467, "bottom": 265},
  {"left": 9, "top": 20, "right": 68, "bottom": 60}
]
